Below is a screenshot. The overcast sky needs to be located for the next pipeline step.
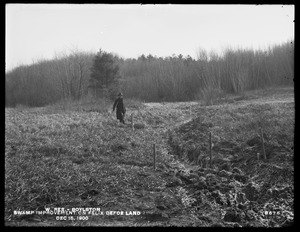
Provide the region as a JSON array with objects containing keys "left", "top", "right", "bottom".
[{"left": 5, "top": 4, "right": 294, "bottom": 72}]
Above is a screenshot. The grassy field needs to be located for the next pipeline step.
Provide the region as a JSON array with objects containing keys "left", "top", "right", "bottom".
[{"left": 5, "top": 87, "right": 294, "bottom": 227}]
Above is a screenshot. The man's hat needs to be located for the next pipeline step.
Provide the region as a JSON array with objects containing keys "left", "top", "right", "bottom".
[{"left": 118, "top": 92, "right": 123, "bottom": 96}]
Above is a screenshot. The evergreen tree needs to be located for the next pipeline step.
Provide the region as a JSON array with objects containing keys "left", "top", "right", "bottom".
[{"left": 89, "top": 49, "right": 121, "bottom": 99}]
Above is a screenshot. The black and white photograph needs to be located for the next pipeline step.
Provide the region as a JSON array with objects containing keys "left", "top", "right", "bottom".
[{"left": 5, "top": 4, "right": 294, "bottom": 227}]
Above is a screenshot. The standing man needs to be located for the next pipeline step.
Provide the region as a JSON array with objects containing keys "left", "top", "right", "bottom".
[{"left": 112, "top": 92, "right": 126, "bottom": 124}]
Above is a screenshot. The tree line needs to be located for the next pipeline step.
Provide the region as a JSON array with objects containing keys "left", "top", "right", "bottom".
[{"left": 5, "top": 40, "right": 293, "bottom": 107}]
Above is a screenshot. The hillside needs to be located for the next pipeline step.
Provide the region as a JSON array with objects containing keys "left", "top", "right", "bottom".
[{"left": 5, "top": 87, "right": 294, "bottom": 227}]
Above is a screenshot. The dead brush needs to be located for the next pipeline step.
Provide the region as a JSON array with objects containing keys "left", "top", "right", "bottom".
[{"left": 200, "top": 87, "right": 227, "bottom": 106}]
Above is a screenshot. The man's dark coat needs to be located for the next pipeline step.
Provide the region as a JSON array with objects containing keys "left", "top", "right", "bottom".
[{"left": 113, "top": 98, "right": 126, "bottom": 122}]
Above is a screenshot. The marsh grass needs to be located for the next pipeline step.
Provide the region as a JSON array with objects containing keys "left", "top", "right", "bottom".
[
  {"left": 5, "top": 87, "right": 294, "bottom": 226},
  {"left": 169, "top": 89, "right": 294, "bottom": 171},
  {"left": 5, "top": 100, "right": 170, "bottom": 226}
]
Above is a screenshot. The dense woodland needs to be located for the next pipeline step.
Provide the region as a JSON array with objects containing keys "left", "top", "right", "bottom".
[{"left": 5, "top": 40, "right": 294, "bottom": 107}]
